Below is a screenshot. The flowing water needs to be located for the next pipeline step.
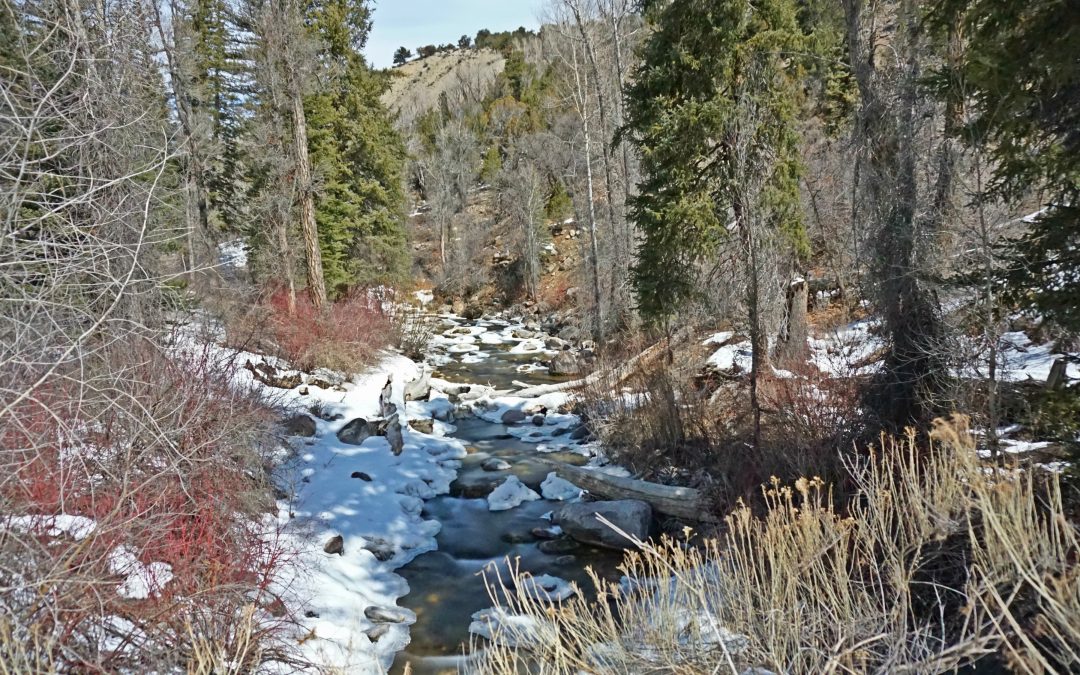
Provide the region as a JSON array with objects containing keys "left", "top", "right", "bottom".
[{"left": 389, "top": 318, "right": 625, "bottom": 674}]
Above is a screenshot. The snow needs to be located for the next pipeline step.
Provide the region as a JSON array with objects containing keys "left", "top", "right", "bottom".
[
  {"left": 3, "top": 514, "right": 97, "bottom": 540},
  {"left": 217, "top": 240, "right": 248, "bottom": 269},
  {"left": 469, "top": 607, "right": 553, "bottom": 649},
  {"left": 107, "top": 545, "right": 173, "bottom": 600},
  {"left": 995, "top": 331, "right": 1079, "bottom": 383},
  {"left": 413, "top": 289, "right": 434, "bottom": 306},
  {"left": 540, "top": 472, "right": 583, "bottom": 501},
  {"left": 487, "top": 476, "right": 541, "bottom": 511},
  {"left": 218, "top": 348, "right": 470, "bottom": 672},
  {"left": 517, "top": 573, "right": 577, "bottom": 602}
]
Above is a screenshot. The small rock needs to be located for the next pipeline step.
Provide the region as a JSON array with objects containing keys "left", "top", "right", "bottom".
[
  {"left": 501, "top": 409, "right": 527, "bottom": 425},
  {"left": 304, "top": 610, "right": 320, "bottom": 618},
  {"left": 363, "top": 538, "right": 396, "bottom": 562},
  {"left": 351, "top": 471, "right": 372, "bottom": 481},
  {"left": 282, "top": 414, "right": 316, "bottom": 437},
  {"left": 531, "top": 526, "right": 562, "bottom": 540},
  {"left": 408, "top": 418, "right": 435, "bottom": 434},
  {"left": 501, "top": 530, "right": 537, "bottom": 544},
  {"left": 569, "top": 425, "right": 590, "bottom": 441},
  {"left": 364, "top": 605, "right": 413, "bottom": 624},
  {"left": 381, "top": 413, "right": 405, "bottom": 455},
  {"left": 298, "top": 386, "right": 309, "bottom": 396},
  {"left": 481, "top": 457, "right": 511, "bottom": 471},
  {"left": 366, "top": 624, "right": 391, "bottom": 642},
  {"left": 338, "top": 418, "right": 373, "bottom": 445},
  {"left": 554, "top": 555, "right": 577, "bottom": 565},
  {"left": 323, "top": 535, "right": 344, "bottom": 556},
  {"left": 538, "top": 538, "right": 579, "bottom": 554},
  {"left": 532, "top": 414, "right": 545, "bottom": 426}
]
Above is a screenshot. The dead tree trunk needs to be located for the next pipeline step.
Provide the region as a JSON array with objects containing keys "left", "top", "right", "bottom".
[
  {"left": 289, "top": 82, "right": 327, "bottom": 310},
  {"left": 776, "top": 277, "right": 810, "bottom": 367}
]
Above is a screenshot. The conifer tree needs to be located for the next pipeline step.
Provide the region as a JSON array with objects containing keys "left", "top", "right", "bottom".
[
  {"left": 624, "top": 0, "right": 808, "bottom": 445},
  {"left": 305, "top": 0, "right": 409, "bottom": 293}
]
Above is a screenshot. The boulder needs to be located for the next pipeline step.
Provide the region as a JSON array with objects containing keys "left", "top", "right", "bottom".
[
  {"left": 408, "top": 418, "right": 435, "bottom": 434},
  {"left": 548, "top": 351, "right": 583, "bottom": 376},
  {"left": 282, "top": 414, "right": 317, "bottom": 437},
  {"left": 337, "top": 418, "right": 373, "bottom": 445},
  {"left": 532, "top": 414, "right": 545, "bottom": 426},
  {"left": 382, "top": 413, "right": 405, "bottom": 456},
  {"left": 554, "top": 500, "right": 652, "bottom": 550},
  {"left": 569, "top": 424, "right": 590, "bottom": 441},
  {"left": 450, "top": 472, "right": 507, "bottom": 498},
  {"left": 351, "top": 471, "right": 372, "bottom": 481},
  {"left": 323, "top": 534, "right": 344, "bottom": 556},
  {"left": 501, "top": 409, "right": 527, "bottom": 425}
]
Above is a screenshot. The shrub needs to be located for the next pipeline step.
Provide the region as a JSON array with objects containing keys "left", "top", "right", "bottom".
[
  {"left": 0, "top": 340, "right": 300, "bottom": 672},
  {"left": 262, "top": 287, "right": 392, "bottom": 373},
  {"left": 470, "top": 417, "right": 1080, "bottom": 674}
]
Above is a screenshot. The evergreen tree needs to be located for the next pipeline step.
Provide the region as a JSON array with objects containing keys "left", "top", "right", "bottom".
[
  {"left": 305, "top": 0, "right": 409, "bottom": 293},
  {"left": 624, "top": 0, "right": 808, "bottom": 444},
  {"left": 393, "top": 46, "right": 411, "bottom": 65},
  {"left": 946, "top": 0, "right": 1080, "bottom": 330}
]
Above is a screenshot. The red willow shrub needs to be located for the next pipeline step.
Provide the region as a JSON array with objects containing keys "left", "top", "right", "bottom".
[
  {"left": 264, "top": 287, "right": 392, "bottom": 373},
  {"left": 0, "top": 339, "right": 299, "bottom": 670}
]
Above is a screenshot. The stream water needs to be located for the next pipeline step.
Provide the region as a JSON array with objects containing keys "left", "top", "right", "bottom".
[{"left": 389, "top": 317, "right": 626, "bottom": 674}]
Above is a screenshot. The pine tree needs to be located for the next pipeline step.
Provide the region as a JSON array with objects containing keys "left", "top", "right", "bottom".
[
  {"left": 946, "top": 0, "right": 1080, "bottom": 330},
  {"left": 624, "top": 0, "right": 808, "bottom": 445},
  {"left": 393, "top": 46, "right": 411, "bottom": 65},
  {"left": 305, "top": 0, "right": 409, "bottom": 294}
]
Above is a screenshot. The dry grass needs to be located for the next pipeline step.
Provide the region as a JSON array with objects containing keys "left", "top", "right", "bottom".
[{"left": 470, "top": 417, "right": 1080, "bottom": 674}]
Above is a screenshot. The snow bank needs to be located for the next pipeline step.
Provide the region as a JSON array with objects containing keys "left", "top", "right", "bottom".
[{"left": 487, "top": 476, "right": 541, "bottom": 511}]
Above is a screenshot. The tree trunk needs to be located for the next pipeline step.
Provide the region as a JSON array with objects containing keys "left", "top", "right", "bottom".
[
  {"left": 573, "top": 46, "right": 605, "bottom": 339},
  {"left": 290, "top": 84, "right": 327, "bottom": 310},
  {"left": 776, "top": 277, "right": 810, "bottom": 367},
  {"left": 736, "top": 199, "right": 765, "bottom": 449}
]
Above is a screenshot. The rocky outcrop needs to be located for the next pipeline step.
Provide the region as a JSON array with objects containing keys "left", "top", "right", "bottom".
[{"left": 554, "top": 500, "right": 652, "bottom": 550}]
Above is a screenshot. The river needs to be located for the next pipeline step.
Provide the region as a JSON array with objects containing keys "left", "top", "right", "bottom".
[{"left": 389, "top": 315, "right": 626, "bottom": 674}]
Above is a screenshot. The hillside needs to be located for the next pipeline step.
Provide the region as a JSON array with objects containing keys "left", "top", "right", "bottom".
[{"left": 382, "top": 48, "right": 506, "bottom": 124}]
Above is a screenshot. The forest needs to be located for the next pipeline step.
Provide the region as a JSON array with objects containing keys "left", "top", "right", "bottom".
[{"left": 1, "top": 0, "right": 1078, "bottom": 673}]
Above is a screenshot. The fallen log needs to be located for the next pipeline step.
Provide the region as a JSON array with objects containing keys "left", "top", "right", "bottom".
[
  {"left": 533, "top": 457, "right": 717, "bottom": 523},
  {"left": 512, "top": 328, "right": 690, "bottom": 398}
]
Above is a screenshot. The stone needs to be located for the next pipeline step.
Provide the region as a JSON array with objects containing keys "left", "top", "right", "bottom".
[
  {"left": 532, "top": 414, "right": 545, "bottom": 426},
  {"left": 408, "top": 418, "right": 435, "bottom": 434},
  {"left": 449, "top": 473, "right": 506, "bottom": 498},
  {"left": 538, "top": 538, "right": 580, "bottom": 554},
  {"left": 500, "top": 530, "right": 537, "bottom": 544},
  {"left": 351, "top": 471, "right": 372, "bottom": 481},
  {"left": 501, "top": 409, "right": 527, "bottom": 425},
  {"left": 381, "top": 413, "right": 404, "bottom": 456},
  {"left": 481, "top": 458, "right": 511, "bottom": 472},
  {"left": 545, "top": 336, "right": 569, "bottom": 351},
  {"left": 378, "top": 376, "right": 396, "bottom": 417},
  {"left": 282, "top": 413, "right": 316, "bottom": 437},
  {"left": 548, "top": 351, "right": 583, "bottom": 376},
  {"left": 337, "top": 418, "right": 373, "bottom": 445},
  {"left": 364, "top": 606, "right": 414, "bottom": 624},
  {"left": 366, "top": 624, "right": 391, "bottom": 642},
  {"left": 362, "top": 538, "right": 396, "bottom": 562},
  {"left": 531, "top": 526, "right": 562, "bottom": 540},
  {"left": 304, "top": 610, "right": 320, "bottom": 618},
  {"left": 462, "top": 304, "right": 484, "bottom": 320},
  {"left": 512, "top": 328, "right": 537, "bottom": 339},
  {"left": 323, "top": 535, "right": 344, "bottom": 556},
  {"left": 404, "top": 369, "right": 431, "bottom": 402},
  {"left": 554, "top": 500, "right": 653, "bottom": 550},
  {"left": 569, "top": 425, "right": 590, "bottom": 441},
  {"left": 554, "top": 555, "right": 577, "bottom": 566}
]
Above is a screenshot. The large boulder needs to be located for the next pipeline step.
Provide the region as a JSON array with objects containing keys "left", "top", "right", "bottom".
[
  {"left": 554, "top": 500, "right": 652, "bottom": 550},
  {"left": 501, "top": 409, "right": 527, "bottom": 425},
  {"left": 548, "top": 351, "right": 583, "bottom": 376},
  {"left": 382, "top": 413, "right": 405, "bottom": 456},
  {"left": 337, "top": 418, "right": 373, "bottom": 445}
]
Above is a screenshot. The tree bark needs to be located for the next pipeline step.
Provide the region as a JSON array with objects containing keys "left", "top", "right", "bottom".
[{"left": 290, "top": 83, "right": 327, "bottom": 310}]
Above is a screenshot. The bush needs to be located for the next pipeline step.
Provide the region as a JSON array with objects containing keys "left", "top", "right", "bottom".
[
  {"left": 470, "top": 417, "right": 1080, "bottom": 674},
  {"left": 261, "top": 287, "right": 392, "bottom": 373},
  {"left": 0, "top": 340, "right": 300, "bottom": 672}
]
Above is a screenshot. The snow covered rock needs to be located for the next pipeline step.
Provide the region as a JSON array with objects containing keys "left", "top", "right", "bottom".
[
  {"left": 555, "top": 500, "right": 652, "bottom": 550},
  {"left": 364, "top": 605, "right": 415, "bottom": 624},
  {"left": 487, "top": 476, "right": 541, "bottom": 511},
  {"left": 482, "top": 457, "right": 511, "bottom": 471},
  {"left": 548, "top": 351, "right": 583, "bottom": 376},
  {"left": 541, "top": 472, "right": 583, "bottom": 501}
]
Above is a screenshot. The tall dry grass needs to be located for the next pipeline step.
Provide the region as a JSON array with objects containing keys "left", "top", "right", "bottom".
[{"left": 470, "top": 417, "right": 1080, "bottom": 674}]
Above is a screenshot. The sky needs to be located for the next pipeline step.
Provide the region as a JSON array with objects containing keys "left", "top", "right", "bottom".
[{"left": 363, "top": 0, "right": 543, "bottom": 69}]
